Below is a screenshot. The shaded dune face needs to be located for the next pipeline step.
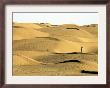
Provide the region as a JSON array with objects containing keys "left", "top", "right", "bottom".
[{"left": 13, "top": 37, "right": 59, "bottom": 52}]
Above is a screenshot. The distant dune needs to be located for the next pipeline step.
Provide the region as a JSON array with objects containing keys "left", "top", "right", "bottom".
[
  {"left": 13, "top": 23, "right": 42, "bottom": 29},
  {"left": 80, "top": 24, "right": 98, "bottom": 37}
]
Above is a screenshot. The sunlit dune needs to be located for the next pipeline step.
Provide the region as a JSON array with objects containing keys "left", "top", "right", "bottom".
[
  {"left": 13, "top": 28, "right": 49, "bottom": 40},
  {"left": 39, "top": 25, "right": 97, "bottom": 42},
  {"left": 80, "top": 24, "right": 98, "bottom": 37},
  {"left": 54, "top": 40, "right": 97, "bottom": 53}
]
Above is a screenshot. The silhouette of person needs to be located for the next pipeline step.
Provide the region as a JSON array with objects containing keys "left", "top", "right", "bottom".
[{"left": 81, "top": 46, "right": 83, "bottom": 53}]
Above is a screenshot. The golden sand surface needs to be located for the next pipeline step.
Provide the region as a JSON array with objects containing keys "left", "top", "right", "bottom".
[{"left": 13, "top": 23, "right": 98, "bottom": 76}]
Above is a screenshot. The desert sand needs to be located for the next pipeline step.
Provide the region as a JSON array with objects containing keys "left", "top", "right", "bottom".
[{"left": 13, "top": 23, "right": 98, "bottom": 76}]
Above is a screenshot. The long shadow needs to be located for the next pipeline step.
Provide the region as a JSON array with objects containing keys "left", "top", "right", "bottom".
[
  {"left": 54, "top": 52, "right": 96, "bottom": 55},
  {"left": 55, "top": 60, "right": 80, "bottom": 64},
  {"left": 81, "top": 70, "right": 98, "bottom": 74},
  {"left": 13, "top": 26, "right": 24, "bottom": 28},
  {"left": 35, "top": 37, "right": 60, "bottom": 41}
]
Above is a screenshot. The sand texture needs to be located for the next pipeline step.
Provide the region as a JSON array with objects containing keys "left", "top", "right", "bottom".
[{"left": 13, "top": 23, "right": 98, "bottom": 76}]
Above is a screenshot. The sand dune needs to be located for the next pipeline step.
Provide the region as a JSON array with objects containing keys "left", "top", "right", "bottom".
[
  {"left": 13, "top": 23, "right": 98, "bottom": 59},
  {"left": 13, "top": 23, "right": 49, "bottom": 40},
  {"left": 81, "top": 60, "right": 98, "bottom": 71},
  {"left": 13, "top": 54, "right": 42, "bottom": 66},
  {"left": 13, "top": 28, "right": 49, "bottom": 40},
  {"left": 39, "top": 25, "right": 97, "bottom": 42},
  {"left": 54, "top": 40, "right": 97, "bottom": 53},
  {"left": 80, "top": 24, "right": 98, "bottom": 37},
  {"left": 13, "top": 23, "right": 98, "bottom": 75},
  {"left": 13, "top": 23, "right": 42, "bottom": 29},
  {"left": 13, "top": 37, "right": 97, "bottom": 54},
  {"left": 13, "top": 51, "right": 50, "bottom": 59},
  {"left": 13, "top": 37, "right": 59, "bottom": 51}
]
